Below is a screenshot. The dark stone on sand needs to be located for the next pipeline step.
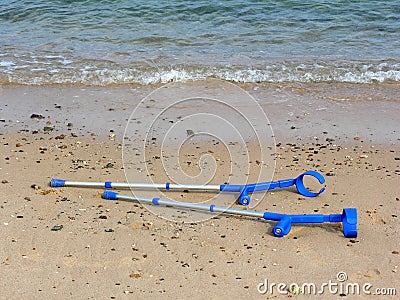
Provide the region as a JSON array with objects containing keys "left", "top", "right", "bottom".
[
  {"left": 51, "top": 225, "right": 63, "bottom": 231},
  {"left": 55, "top": 134, "right": 65, "bottom": 140},
  {"left": 43, "top": 126, "right": 54, "bottom": 132},
  {"left": 30, "top": 114, "right": 45, "bottom": 119}
]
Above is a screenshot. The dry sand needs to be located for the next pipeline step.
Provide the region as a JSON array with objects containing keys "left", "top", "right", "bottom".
[{"left": 0, "top": 82, "right": 399, "bottom": 299}]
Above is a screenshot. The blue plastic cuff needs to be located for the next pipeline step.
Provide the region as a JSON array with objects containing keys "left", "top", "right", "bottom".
[
  {"left": 105, "top": 181, "right": 112, "bottom": 188},
  {"left": 50, "top": 178, "right": 66, "bottom": 187},
  {"left": 152, "top": 198, "right": 160, "bottom": 205},
  {"left": 166, "top": 182, "right": 170, "bottom": 190},
  {"left": 295, "top": 170, "right": 325, "bottom": 197},
  {"left": 102, "top": 190, "right": 118, "bottom": 200},
  {"left": 210, "top": 204, "right": 215, "bottom": 212}
]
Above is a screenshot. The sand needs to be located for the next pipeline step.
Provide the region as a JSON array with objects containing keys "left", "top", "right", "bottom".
[{"left": 0, "top": 81, "right": 399, "bottom": 299}]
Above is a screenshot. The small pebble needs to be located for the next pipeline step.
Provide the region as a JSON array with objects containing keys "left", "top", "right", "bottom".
[
  {"left": 129, "top": 272, "right": 142, "bottom": 279},
  {"left": 51, "top": 225, "right": 63, "bottom": 231},
  {"left": 105, "top": 228, "right": 114, "bottom": 232},
  {"left": 55, "top": 134, "right": 65, "bottom": 140},
  {"left": 30, "top": 114, "right": 45, "bottom": 119},
  {"left": 43, "top": 126, "right": 53, "bottom": 132}
]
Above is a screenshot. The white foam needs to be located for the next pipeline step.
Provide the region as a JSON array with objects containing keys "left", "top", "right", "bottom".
[
  {"left": 0, "top": 61, "right": 14, "bottom": 67},
  {"left": 2, "top": 60, "right": 400, "bottom": 85}
]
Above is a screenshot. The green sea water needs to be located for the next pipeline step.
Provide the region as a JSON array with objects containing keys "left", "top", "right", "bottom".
[{"left": 0, "top": 0, "right": 399, "bottom": 85}]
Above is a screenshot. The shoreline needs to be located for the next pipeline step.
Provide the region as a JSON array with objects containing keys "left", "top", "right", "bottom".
[{"left": 1, "top": 81, "right": 399, "bottom": 145}]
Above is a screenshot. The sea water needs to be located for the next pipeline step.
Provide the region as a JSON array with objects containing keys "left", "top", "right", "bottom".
[{"left": 0, "top": 0, "right": 399, "bottom": 85}]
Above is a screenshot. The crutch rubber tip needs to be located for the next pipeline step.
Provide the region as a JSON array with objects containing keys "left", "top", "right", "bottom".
[
  {"left": 342, "top": 208, "right": 357, "bottom": 238},
  {"left": 50, "top": 178, "right": 66, "bottom": 187},
  {"left": 102, "top": 190, "right": 118, "bottom": 200}
]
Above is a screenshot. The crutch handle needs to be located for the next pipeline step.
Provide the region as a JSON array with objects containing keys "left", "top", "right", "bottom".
[{"left": 264, "top": 208, "right": 357, "bottom": 238}]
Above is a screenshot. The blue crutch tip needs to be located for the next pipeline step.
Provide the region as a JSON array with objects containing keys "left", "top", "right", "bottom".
[
  {"left": 50, "top": 178, "right": 66, "bottom": 187},
  {"left": 102, "top": 190, "right": 118, "bottom": 200},
  {"left": 342, "top": 208, "right": 357, "bottom": 238},
  {"left": 295, "top": 170, "right": 325, "bottom": 197}
]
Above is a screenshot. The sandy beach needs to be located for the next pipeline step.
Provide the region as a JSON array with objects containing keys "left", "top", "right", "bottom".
[{"left": 0, "top": 82, "right": 399, "bottom": 299}]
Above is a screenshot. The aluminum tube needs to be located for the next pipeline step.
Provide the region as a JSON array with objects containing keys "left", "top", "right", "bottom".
[
  {"left": 111, "top": 182, "right": 166, "bottom": 189},
  {"left": 167, "top": 184, "right": 220, "bottom": 191},
  {"left": 64, "top": 181, "right": 106, "bottom": 188},
  {"left": 115, "top": 194, "right": 264, "bottom": 219},
  {"left": 63, "top": 181, "right": 221, "bottom": 191},
  {"left": 210, "top": 206, "right": 265, "bottom": 218}
]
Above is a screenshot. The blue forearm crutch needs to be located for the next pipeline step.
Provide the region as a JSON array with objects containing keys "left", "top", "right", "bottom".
[
  {"left": 102, "top": 191, "right": 357, "bottom": 238},
  {"left": 51, "top": 170, "right": 325, "bottom": 206}
]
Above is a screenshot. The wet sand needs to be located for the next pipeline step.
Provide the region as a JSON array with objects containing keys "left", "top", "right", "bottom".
[{"left": 0, "top": 82, "right": 399, "bottom": 299}]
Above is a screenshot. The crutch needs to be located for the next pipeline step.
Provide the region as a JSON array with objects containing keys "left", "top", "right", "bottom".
[
  {"left": 102, "top": 190, "right": 357, "bottom": 238},
  {"left": 51, "top": 170, "right": 325, "bottom": 206}
]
